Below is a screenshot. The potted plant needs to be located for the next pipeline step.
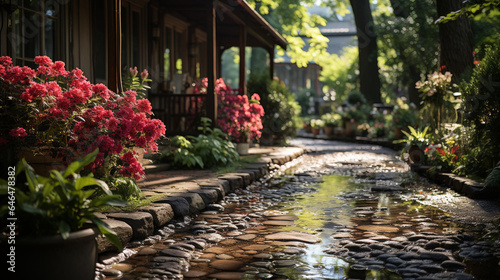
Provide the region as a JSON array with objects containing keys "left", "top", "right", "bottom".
[
  {"left": 211, "top": 79, "right": 264, "bottom": 148},
  {"left": 342, "top": 107, "right": 366, "bottom": 137},
  {"left": 357, "top": 123, "right": 370, "bottom": 137},
  {"left": 392, "top": 98, "right": 419, "bottom": 139},
  {"left": 310, "top": 119, "right": 325, "bottom": 136},
  {"left": 0, "top": 56, "right": 166, "bottom": 180},
  {"left": 394, "top": 126, "right": 431, "bottom": 165},
  {"left": 0, "top": 149, "right": 126, "bottom": 280},
  {"left": 415, "top": 71, "right": 454, "bottom": 135},
  {"left": 321, "top": 113, "right": 342, "bottom": 137}
]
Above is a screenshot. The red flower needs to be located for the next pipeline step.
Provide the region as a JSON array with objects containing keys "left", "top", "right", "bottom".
[
  {"left": 0, "top": 56, "right": 13, "bottom": 66},
  {"left": 34, "top": 55, "right": 53, "bottom": 66},
  {"left": 136, "top": 99, "right": 153, "bottom": 115},
  {"left": 9, "top": 127, "right": 27, "bottom": 138}
]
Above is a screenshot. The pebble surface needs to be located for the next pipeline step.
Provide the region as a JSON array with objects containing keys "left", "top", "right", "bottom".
[{"left": 95, "top": 139, "right": 500, "bottom": 280}]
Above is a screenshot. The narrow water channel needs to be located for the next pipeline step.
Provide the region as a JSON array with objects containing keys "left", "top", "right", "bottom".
[{"left": 102, "top": 155, "right": 499, "bottom": 280}]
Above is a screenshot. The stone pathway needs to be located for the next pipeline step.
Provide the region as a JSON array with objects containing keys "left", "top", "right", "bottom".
[{"left": 96, "top": 138, "right": 500, "bottom": 279}]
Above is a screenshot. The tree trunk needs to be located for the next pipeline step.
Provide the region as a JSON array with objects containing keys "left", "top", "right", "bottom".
[
  {"left": 436, "top": 0, "right": 474, "bottom": 79},
  {"left": 350, "top": 0, "right": 381, "bottom": 104}
]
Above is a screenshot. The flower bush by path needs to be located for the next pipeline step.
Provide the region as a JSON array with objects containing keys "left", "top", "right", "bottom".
[
  {"left": 0, "top": 56, "right": 165, "bottom": 180},
  {"left": 194, "top": 78, "right": 264, "bottom": 144}
]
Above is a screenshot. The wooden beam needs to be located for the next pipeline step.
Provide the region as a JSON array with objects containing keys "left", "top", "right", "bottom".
[
  {"left": 269, "top": 45, "right": 275, "bottom": 80},
  {"left": 107, "top": 0, "right": 123, "bottom": 93},
  {"left": 206, "top": 0, "right": 217, "bottom": 123},
  {"left": 239, "top": 25, "right": 247, "bottom": 95}
]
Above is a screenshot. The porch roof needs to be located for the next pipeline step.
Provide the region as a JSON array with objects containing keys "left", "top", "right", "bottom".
[{"left": 159, "top": 0, "right": 288, "bottom": 50}]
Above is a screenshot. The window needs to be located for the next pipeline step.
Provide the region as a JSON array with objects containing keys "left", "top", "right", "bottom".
[
  {"left": 9, "top": 0, "right": 61, "bottom": 67},
  {"left": 163, "top": 27, "right": 171, "bottom": 84},
  {"left": 122, "top": 2, "right": 145, "bottom": 71}
]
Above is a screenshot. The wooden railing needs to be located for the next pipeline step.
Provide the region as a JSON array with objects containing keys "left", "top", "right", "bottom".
[{"left": 149, "top": 93, "right": 207, "bottom": 136}]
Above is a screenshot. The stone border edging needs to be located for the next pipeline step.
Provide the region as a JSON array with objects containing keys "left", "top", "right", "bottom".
[
  {"left": 410, "top": 164, "right": 497, "bottom": 199},
  {"left": 95, "top": 147, "right": 306, "bottom": 254}
]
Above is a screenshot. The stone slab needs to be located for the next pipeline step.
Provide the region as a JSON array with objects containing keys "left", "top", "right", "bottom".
[
  {"left": 154, "top": 197, "right": 190, "bottom": 218},
  {"left": 96, "top": 219, "right": 133, "bottom": 253},
  {"left": 138, "top": 203, "right": 174, "bottom": 228},
  {"left": 106, "top": 212, "right": 154, "bottom": 240}
]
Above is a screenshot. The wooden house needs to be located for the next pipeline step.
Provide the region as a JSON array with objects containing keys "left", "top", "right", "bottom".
[{"left": 0, "top": 0, "right": 287, "bottom": 135}]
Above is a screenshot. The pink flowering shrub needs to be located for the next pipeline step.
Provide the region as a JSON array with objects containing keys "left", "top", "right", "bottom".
[
  {"left": 194, "top": 78, "right": 264, "bottom": 143},
  {"left": 0, "top": 56, "right": 165, "bottom": 180}
]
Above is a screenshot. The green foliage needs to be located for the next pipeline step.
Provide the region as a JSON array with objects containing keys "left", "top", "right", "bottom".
[
  {"left": 107, "top": 176, "right": 143, "bottom": 201},
  {"left": 392, "top": 98, "right": 420, "bottom": 129},
  {"left": 321, "top": 113, "right": 342, "bottom": 127},
  {"left": 484, "top": 161, "right": 500, "bottom": 191},
  {"left": 436, "top": 0, "right": 500, "bottom": 23},
  {"left": 396, "top": 126, "right": 431, "bottom": 146},
  {"left": 0, "top": 149, "right": 126, "bottom": 250},
  {"left": 247, "top": 73, "right": 302, "bottom": 145},
  {"left": 319, "top": 46, "right": 359, "bottom": 103},
  {"left": 158, "top": 118, "right": 239, "bottom": 169},
  {"left": 248, "top": 0, "right": 330, "bottom": 67},
  {"left": 122, "top": 67, "right": 152, "bottom": 99},
  {"left": 310, "top": 119, "right": 324, "bottom": 129},
  {"left": 346, "top": 90, "right": 367, "bottom": 106},
  {"left": 460, "top": 43, "right": 500, "bottom": 177},
  {"left": 374, "top": 0, "right": 439, "bottom": 102}
]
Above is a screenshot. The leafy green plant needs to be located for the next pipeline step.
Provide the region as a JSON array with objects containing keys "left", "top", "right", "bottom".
[
  {"left": 122, "top": 67, "right": 152, "bottom": 99},
  {"left": 394, "top": 126, "right": 432, "bottom": 162},
  {"left": 392, "top": 98, "right": 420, "bottom": 129},
  {"left": 189, "top": 118, "right": 239, "bottom": 168},
  {"left": 310, "top": 119, "right": 324, "bottom": 129},
  {"left": 0, "top": 149, "right": 126, "bottom": 250},
  {"left": 321, "top": 113, "right": 342, "bottom": 127},
  {"left": 395, "top": 126, "right": 431, "bottom": 147},
  {"left": 460, "top": 43, "right": 500, "bottom": 178},
  {"left": 247, "top": 73, "right": 302, "bottom": 145},
  {"left": 107, "top": 176, "right": 144, "bottom": 201},
  {"left": 342, "top": 107, "right": 368, "bottom": 123},
  {"left": 157, "top": 118, "right": 239, "bottom": 169},
  {"left": 346, "top": 90, "right": 367, "bottom": 106},
  {"left": 162, "top": 135, "right": 204, "bottom": 169}
]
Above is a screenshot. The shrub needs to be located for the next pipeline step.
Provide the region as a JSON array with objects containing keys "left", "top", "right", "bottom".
[
  {"left": 247, "top": 73, "right": 302, "bottom": 145},
  {"left": 0, "top": 56, "right": 165, "bottom": 180},
  {"left": 460, "top": 43, "right": 500, "bottom": 177},
  {"left": 157, "top": 118, "right": 239, "bottom": 169}
]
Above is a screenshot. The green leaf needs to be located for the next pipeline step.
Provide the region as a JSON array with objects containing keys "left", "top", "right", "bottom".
[
  {"left": 20, "top": 159, "right": 38, "bottom": 193},
  {"left": 74, "top": 176, "right": 99, "bottom": 191},
  {"left": 21, "top": 203, "right": 46, "bottom": 216},
  {"left": 90, "top": 195, "right": 127, "bottom": 208},
  {"left": 59, "top": 221, "right": 71, "bottom": 239},
  {"left": 91, "top": 216, "right": 123, "bottom": 251},
  {"left": 63, "top": 148, "right": 99, "bottom": 178}
]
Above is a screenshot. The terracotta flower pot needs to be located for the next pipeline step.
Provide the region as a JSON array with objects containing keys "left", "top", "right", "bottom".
[
  {"left": 312, "top": 127, "right": 321, "bottom": 135},
  {"left": 324, "top": 126, "right": 334, "bottom": 137}
]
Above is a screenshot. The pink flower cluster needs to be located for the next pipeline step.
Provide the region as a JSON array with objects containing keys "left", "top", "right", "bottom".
[
  {"left": 213, "top": 79, "right": 264, "bottom": 143},
  {"left": 0, "top": 56, "right": 166, "bottom": 180}
]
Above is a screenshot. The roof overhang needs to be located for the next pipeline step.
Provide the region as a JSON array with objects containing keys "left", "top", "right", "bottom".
[{"left": 159, "top": 0, "right": 288, "bottom": 50}]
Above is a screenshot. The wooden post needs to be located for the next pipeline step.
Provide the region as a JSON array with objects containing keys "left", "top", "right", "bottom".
[
  {"left": 107, "top": 0, "right": 123, "bottom": 93},
  {"left": 268, "top": 46, "right": 275, "bottom": 80},
  {"left": 238, "top": 25, "right": 247, "bottom": 95},
  {"left": 206, "top": 0, "right": 217, "bottom": 123}
]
